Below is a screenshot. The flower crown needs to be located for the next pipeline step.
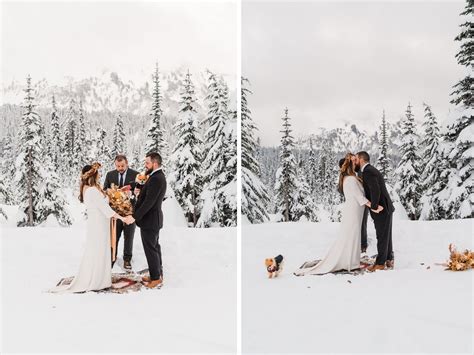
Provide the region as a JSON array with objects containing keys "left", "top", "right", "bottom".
[
  {"left": 340, "top": 153, "right": 353, "bottom": 172},
  {"left": 81, "top": 162, "right": 102, "bottom": 180}
]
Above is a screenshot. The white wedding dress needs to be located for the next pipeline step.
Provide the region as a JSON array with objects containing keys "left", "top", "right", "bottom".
[
  {"left": 50, "top": 187, "right": 115, "bottom": 293},
  {"left": 295, "top": 176, "right": 369, "bottom": 275}
]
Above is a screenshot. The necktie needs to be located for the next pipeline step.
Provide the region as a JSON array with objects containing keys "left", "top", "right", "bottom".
[{"left": 119, "top": 173, "right": 124, "bottom": 188}]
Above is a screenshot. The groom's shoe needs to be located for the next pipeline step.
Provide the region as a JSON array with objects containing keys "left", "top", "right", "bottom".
[
  {"left": 145, "top": 279, "right": 162, "bottom": 289},
  {"left": 124, "top": 260, "right": 132, "bottom": 270},
  {"left": 141, "top": 275, "right": 151, "bottom": 282},
  {"left": 385, "top": 260, "right": 394, "bottom": 269},
  {"left": 367, "top": 264, "right": 385, "bottom": 272}
]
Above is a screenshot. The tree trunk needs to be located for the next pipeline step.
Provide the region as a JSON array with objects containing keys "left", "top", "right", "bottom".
[{"left": 27, "top": 149, "right": 33, "bottom": 226}]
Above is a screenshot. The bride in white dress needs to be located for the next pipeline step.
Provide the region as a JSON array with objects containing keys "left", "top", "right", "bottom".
[
  {"left": 295, "top": 153, "right": 382, "bottom": 276},
  {"left": 50, "top": 163, "right": 126, "bottom": 293}
]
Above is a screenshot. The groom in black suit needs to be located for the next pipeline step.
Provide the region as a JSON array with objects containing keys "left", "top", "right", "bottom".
[
  {"left": 354, "top": 151, "right": 395, "bottom": 271},
  {"left": 125, "top": 152, "right": 166, "bottom": 288},
  {"left": 104, "top": 155, "right": 139, "bottom": 269}
]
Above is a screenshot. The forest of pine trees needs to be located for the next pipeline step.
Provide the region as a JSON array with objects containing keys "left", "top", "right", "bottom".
[{"left": 0, "top": 63, "right": 237, "bottom": 228}]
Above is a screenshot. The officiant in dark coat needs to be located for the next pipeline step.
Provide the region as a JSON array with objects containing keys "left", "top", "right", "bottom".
[{"left": 103, "top": 154, "right": 139, "bottom": 269}]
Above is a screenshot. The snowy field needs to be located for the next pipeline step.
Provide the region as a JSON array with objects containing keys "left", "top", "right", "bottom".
[
  {"left": 242, "top": 218, "right": 473, "bottom": 354},
  {"left": 1, "top": 200, "right": 237, "bottom": 353}
]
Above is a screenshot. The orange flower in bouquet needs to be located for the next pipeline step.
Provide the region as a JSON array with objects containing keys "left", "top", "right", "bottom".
[{"left": 106, "top": 184, "right": 134, "bottom": 217}]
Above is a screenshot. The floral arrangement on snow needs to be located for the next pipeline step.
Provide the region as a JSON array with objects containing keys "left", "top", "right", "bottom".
[
  {"left": 106, "top": 184, "right": 134, "bottom": 217},
  {"left": 446, "top": 244, "right": 474, "bottom": 271},
  {"left": 135, "top": 173, "right": 149, "bottom": 189}
]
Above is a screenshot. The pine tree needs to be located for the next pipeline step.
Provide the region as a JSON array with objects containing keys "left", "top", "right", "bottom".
[
  {"left": 50, "top": 95, "right": 63, "bottom": 171},
  {"left": 145, "top": 62, "right": 168, "bottom": 158},
  {"left": 293, "top": 160, "right": 319, "bottom": 222},
  {"left": 96, "top": 128, "right": 112, "bottom": 164},
  {"left": 241, "top": 77, "right": 270, "bottom": 223},
  {"left": 64, "top": 98, "right": 79, "bottom": 179},
  {"left": 395, "top": 103, "right": 422, "bottom": 220},
  {"left": 317, "top": 140, "right": 333, "bottom": 206},
  {"left": 77, "top": 100, "right": 87, "bottom": 169},
  {"left": 216, "top": 114, "right": 237, "bottom": 226},
  {"left": 0, "top": 132, "right": 16, "bottom": 204},
  {"left": 306, "top": 138, "right": 318, "bottom": 201},
  {"left": 440, "top": 0, "right": 473, "bottom": 219},
  {"left": 0, "top": 166, "right": 12, "bottom": 220},
  {"left": 39, "top": 153, "right": 73, "bottom": 226},
  {"left": 170, "top": 70, "right": 203, "bottom": 226},
  {"left": 431, "top": 147, "right": 452, "bottom": 220},
  {"left": 377, "top": 110, "right": 392, "bottom": 181},
  {"left": 197, "top": 72, "right": 236, "bottom": 227},
  {"left": 15, "top": 75, "right": 46, "bottom": 226},
  {"left": 274, "top": 108, "right": 297, "bottom": 222},
  {"left": 328, "top": 161, "right": 343, "bottom": 222},
  {"left": 112, "top": 113, "right": 126, "bottom": 156},
  {"left": 419, "top": 104, "right": 443, "bottom": 220}
]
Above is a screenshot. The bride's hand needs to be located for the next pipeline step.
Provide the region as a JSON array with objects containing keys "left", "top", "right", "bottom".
[{"left": 371, "top": 205, "right": 384, "bottom": 214}]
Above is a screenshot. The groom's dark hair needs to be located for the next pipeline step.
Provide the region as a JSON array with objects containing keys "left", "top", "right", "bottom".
[
  {"left": 357, "top": 151, "right": 370, "bottom": 163},
  {"left": 146, "top": 151, "right": 162, "bottom": 166},
  {"left": 339, "top": 158, "right": 345, "bottom": 168}
]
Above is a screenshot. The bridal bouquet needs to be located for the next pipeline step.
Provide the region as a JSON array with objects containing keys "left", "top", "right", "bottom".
[
  {"left": 106, "top": 184, "right": 134, "bottom": 217},
  {"left": 446, "top": 244, "right": 474, "bottom": 271}
]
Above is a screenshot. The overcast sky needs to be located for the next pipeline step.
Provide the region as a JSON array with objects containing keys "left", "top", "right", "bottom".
[
  {"left": 243, "top": 0, "right": 466, "bottom": 146},
  {"left": 1, "top": 0, "right": 237, "bottom": 85}
]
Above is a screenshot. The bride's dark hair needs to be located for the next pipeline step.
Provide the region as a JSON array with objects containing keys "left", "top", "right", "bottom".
[
  {"left": 337, "top": 153, "right": 360, "bottom": 194},
  {"left": 78, "top": 163, "right": 104, "bottom": 203}
]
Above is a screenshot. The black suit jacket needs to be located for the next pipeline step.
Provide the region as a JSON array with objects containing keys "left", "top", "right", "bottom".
[
  {"left": 361, "top": 164, "right": 395, "bottom": 213},
  {"left": 104, "top": 168, "right": 139, "bottom": 190},
  {"left": 133, "top": 170, "right": 167, "bottom": 231}
]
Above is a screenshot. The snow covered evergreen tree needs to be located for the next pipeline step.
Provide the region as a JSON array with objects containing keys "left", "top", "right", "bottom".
[
  {"left": 15, "top": 75, "right": 47, "bottom": 226},
  {"left": 377, "top": 110, "right": 392, "bottom": 181},
  {"left": 170, "top": 70, "right": 203, "bottom": 226},
  {"left": 316, "top": 140, "right": 333, "bottom": 206},
  {"left": 145, "top": 62, "right": 168, "bottom": 158},
  {"left": 430, "top": 147, "right": 452, "bottom": 220},
  {"left": 0, "top": 132, "right": 16, "bottom": 204},
  {"left": 274, "top": 108, "right": 297, "bottom": 222},
  {"left": 241, "top": 77, "right": 270, "bottom": 223},
  {"left": 419, "top": 103, "right": 443, "bottom": 220},
  {"left": 439, "top": 0, "right": 473, "bottom": 219},
  {"left": 112, "top": 113, "right": 126, "bottom": 156},
  {"left": 293, "top": 160, "right": 319, "bottom": 222},
  {"left": 216, "top": 113, "right": 237, "bottom": 227},
  {"left": 197, "top": 72, "right": 236, "bottom": 227},
  {"left": 64, "top": 98, "right": 80, "bottom": 179},
  {"left": 96, "top": 128, "right": 112, "bottom": 164},
  {"left": 395, "top": 103, "right": 422, "bottom": 220},
  {"left": 77, "top": 100, "right": 87, "bottom": 169},
  {"left": 49, "top": 95, "right": 63, "bottom": 171},
  {"left": 39, "top": 155, "right": 73, "bottom": 226},
  {"left": 306, "top": 138, "right": 318, "bottom": 198},
  {"left": 0, "top": 167, "right": 12, "bottom": 220}
]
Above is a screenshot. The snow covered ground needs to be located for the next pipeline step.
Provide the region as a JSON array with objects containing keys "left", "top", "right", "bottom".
[
  {"left": 242, "top": 218, "right": 473, "bottom": 354},
  {"left": 1, "top": 198, "right": 237, "bottom": 353}
]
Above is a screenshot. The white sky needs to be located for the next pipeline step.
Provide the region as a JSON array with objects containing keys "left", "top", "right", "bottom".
[
  {"left": 1, "top": 0, "right": 237, "bottom": 85},
  {"left": 242, "top": 0, "right": 467, "bottom": 146}
]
